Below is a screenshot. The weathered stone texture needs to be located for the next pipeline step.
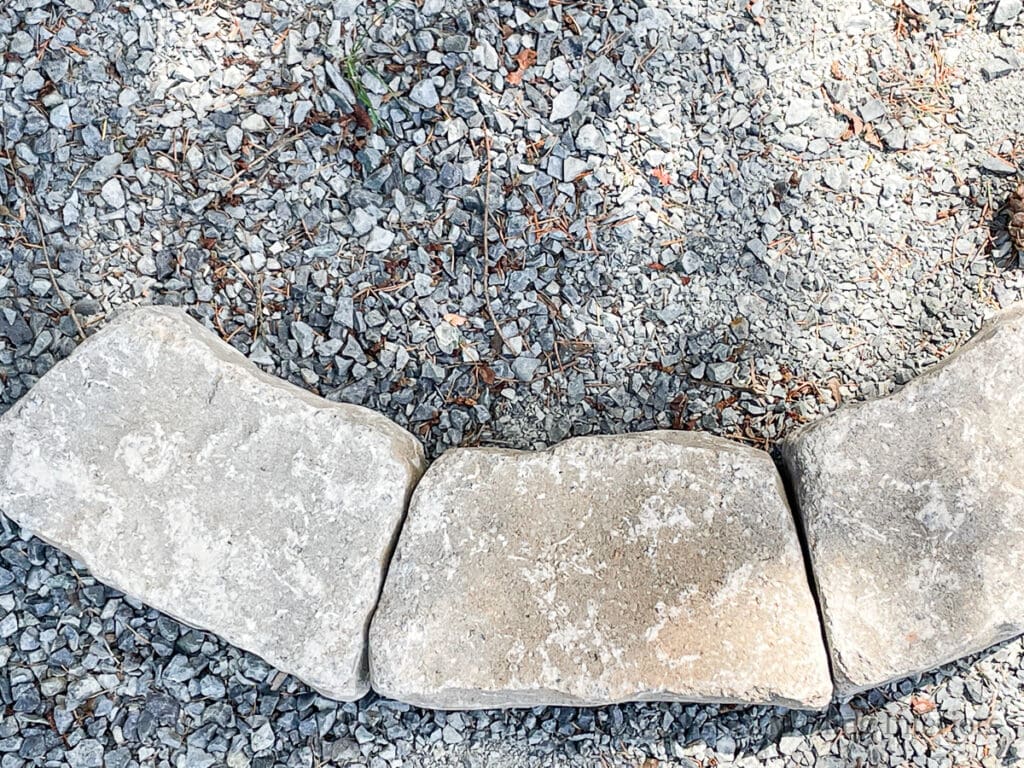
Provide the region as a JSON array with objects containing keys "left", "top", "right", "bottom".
[
  {"left": 0, "top": 306, "right": 425, "bottom": 700},
  {"left": 370, "top": 431, "right": 832, "bottom": 709},
  {"left": 783, "top": 305, "right": 1024, "bottom": 696}
]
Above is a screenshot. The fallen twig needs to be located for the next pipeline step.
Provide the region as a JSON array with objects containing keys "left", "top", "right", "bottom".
[
  {"left": 480, "top": 131, "right": 515, "bottom": 355},
  {"left": 27, "top": 199, "right": 86, "bottom": 341},
  {"left": 0, "top": 132, "right": 86, "bottom": 341}
]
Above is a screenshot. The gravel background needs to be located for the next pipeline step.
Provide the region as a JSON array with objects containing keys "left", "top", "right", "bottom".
[{"left": 2, "top": 0, "right": 1024, "bottom": 764}]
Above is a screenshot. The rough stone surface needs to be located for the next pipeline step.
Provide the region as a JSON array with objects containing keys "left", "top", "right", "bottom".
[
  {"left": 0, "top": 306, "right": 425, "bottom": 701},
  {"left": 370, "top": 431, "right": 832, "bottom": 710},
  {"left": 783, "top": 304, "right": 1024, "bottom": 697}
]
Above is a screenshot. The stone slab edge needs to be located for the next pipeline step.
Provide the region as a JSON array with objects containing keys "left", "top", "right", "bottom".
[
  {"left": 780, "top": 303, "right": 1024, "bottom": 696},
  {"left": 369, "top": 432, "right": 834, "bottom": 710},
  {"left": 0, "top": 305, "right": 427, "bottom": 700}
]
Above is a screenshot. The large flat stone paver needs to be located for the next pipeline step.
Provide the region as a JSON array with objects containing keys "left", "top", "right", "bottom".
[
  {"left": 370, "top": 431, "right": 832, "bottom": 709},
  {"left": 0, "top": 306, "right": 425, "bottom": 700},
  {"left": 783, "top": 305, "right": 1024, "bottom": 695}
]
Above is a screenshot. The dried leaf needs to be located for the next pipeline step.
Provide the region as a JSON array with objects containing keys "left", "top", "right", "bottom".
[
  {"left": 352, "top": 104, "right": 374, "bottom": 132},
  {"left": 651, "top": 166, "right": 673, "bottom": 185},
  {"left": 478, "top": 365, "right": 496, "bottom": 385},
  {"left": 647, "top": 262, "right": 666, "bottom": 271},
  {"left": 843, "top": 115, "right": 863, "bottom": 140},
  {"left": 828, "top": 378, "right": 842, "bottom": 404},
  {"left": 863, "top": 123, "right": 883, "bottom": 149},
  {"left": 825, "top": 95, "right": 863, "bottom": 142},
  {"left": 443, "top": 312, "right": 467, "bottom": 327},
  {"left": 830, "top": 101, "right": 855, "bottom": 122},
  {"left": 745, "top": 0, "right": 766, "bottom": 24},
  {"left": 271, "top": 28, "right": 289, "bottom": 55},
  {"left": 911, "top": 695, "right": 936, "bottom": 715},
  {"left": 507, "top": 48, "right": 536, "bottom": 85}
]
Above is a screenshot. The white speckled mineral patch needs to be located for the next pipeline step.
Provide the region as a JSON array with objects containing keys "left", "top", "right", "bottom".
[
  {"left": 783, "top": 305, "right": 1024, "bottom": 696},
  {"left": 0, "top": 306, "right": 425, "bottom": 700},
  {"left": 369, "top": 431, "right": 832, "bottom": 709}
]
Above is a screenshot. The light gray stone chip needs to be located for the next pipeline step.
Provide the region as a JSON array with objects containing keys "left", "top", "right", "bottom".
[
  {"left": 783, "top": 304, "right": 1024, "bottom": 696},
  {"left": 369, "top": 431, "right": 832, "bottom": 709},
  {"left": 0, "top": 306, "right": 425, "bottom": 700}
]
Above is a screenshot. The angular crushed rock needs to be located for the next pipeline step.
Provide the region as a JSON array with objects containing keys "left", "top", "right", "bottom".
[
  {"left": 370, "top": 431, "right": 832, "bottom": 710},
  {"left": 0, "top": 306, "right": 425, "bottom": 700},
  {"left": 783, "top": 304, "right": 1024, "bottom": 696}
]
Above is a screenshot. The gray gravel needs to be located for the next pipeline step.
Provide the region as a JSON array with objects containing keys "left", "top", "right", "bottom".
[{"left": 2, "top": 0, "right": 1024, "bottom": 764}]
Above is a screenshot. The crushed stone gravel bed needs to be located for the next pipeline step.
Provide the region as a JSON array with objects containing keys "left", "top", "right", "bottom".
[{"left": 1, "top": 0, "right": 1023, "bottom": 764}]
